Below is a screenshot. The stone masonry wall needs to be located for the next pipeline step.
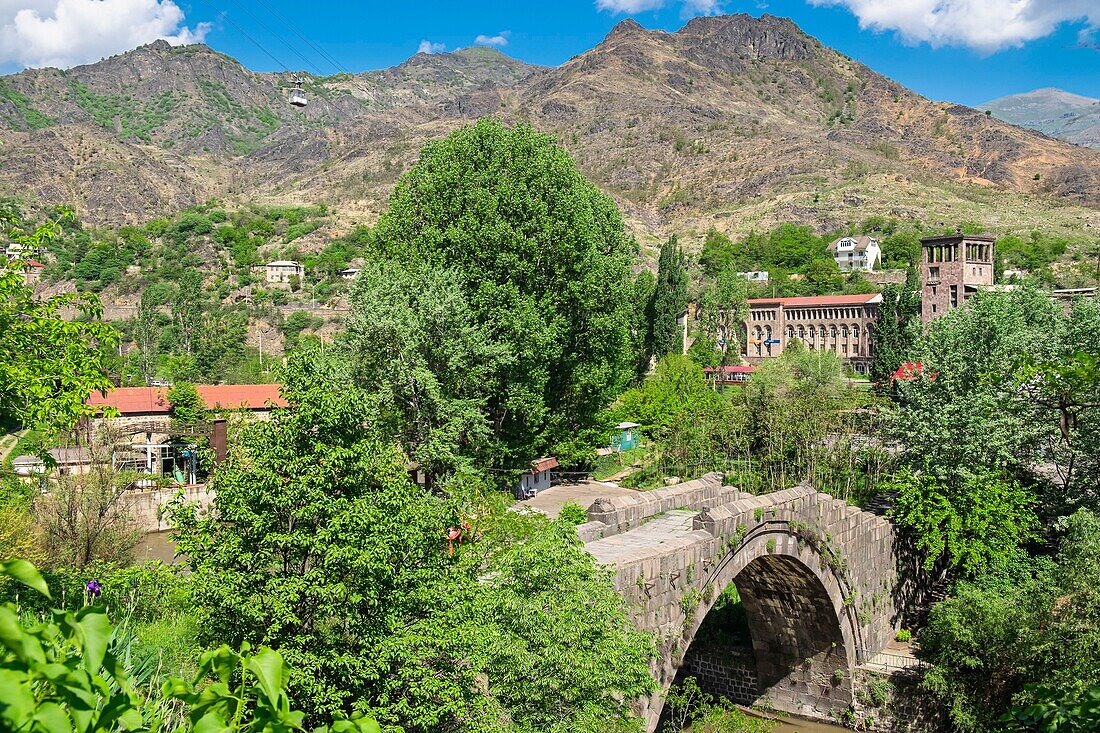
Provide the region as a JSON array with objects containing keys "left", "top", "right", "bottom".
[
  {"left": 679, "top": 644, "right": 759, "bottom": 705},
  {"left": 582, "top": 482, "right": 903, "bottom": 731},
  {"left": 576, "top": 472, "right": 738, "bottom": 542},
  {"left": 122, "top": 484, "right": 213, "bottom": 532}
]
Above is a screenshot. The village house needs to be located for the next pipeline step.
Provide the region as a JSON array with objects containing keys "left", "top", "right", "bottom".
[
  {"left": 340, "top": 267, "right": 360, "bottom": 280},
  {"left": 265, "top": 260, "right": 304, "bottom": 285},
  {"left": 515, "top": 457, "right": 559, "bottom": 499},
  {"left": 735, "top": 271, "right": 770, "bottom": 283},
  {"left": 20, "top": 259, "right": 45, "bottom": 285},
  {"left": 828, "top": 235, "right": 881, "bottom": 272},
  {"left": 741, "top": 293, "right": 881, "bottom": 374}
]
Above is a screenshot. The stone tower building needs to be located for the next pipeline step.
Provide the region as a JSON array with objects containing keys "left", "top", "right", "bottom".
[{"left": 920, "top": 233, "right": 995, "bottom": 322}]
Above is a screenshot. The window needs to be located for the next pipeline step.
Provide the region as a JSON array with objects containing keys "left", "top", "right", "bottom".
[
  {"left": 950, "top": 285, "right": 958, "bottom": 308},
  {"left": 928, "top": 266, "right": 940, "bottom": 283}
]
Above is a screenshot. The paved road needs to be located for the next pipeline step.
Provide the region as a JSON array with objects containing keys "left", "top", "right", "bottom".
[{"left": 515, "top": 480, "right": 638, "bottom": 518}]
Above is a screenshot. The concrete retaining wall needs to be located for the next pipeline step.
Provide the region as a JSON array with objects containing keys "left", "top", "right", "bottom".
[{"left": 122, "top": 485, "right": 213, "bottom": 532}]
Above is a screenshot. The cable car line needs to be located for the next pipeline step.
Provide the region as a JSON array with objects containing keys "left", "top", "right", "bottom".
[
  {"left": 221, "top": 0, "right": 327, "bottom": 77},
  {"left": 248, "top": 0, "right": 351, "bottom": 77},
  {"left": 193, "top": 0, "right": 290, "bottom": 72}
]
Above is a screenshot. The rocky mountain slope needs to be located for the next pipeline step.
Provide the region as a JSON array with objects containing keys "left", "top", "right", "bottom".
[
  {"left": 981, "top": 88, "right": 1100, "bottom": 149},
  {"left": 1, "top": 15, "right": 1098, "bottom": 246}
]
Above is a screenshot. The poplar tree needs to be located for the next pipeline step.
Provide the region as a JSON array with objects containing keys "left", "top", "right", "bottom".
[{"left": 647, "top": 235, "right": 689, "bottom": 360}]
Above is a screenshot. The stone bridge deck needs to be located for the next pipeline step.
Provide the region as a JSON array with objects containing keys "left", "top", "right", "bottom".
[{"left": 578, "top": 473, "right": 906, "bottom": 730}]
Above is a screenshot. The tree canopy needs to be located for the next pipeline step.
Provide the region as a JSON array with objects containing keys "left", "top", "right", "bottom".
[{"left": 357, "top": 118, "right": 636, "bottom": 473}]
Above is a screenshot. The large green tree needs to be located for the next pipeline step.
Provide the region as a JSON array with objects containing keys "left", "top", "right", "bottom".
[
  {"left": 361, "top": 118, "right": 636, "bottom": 471},
  {"left": 344, "top": 261, "right": 507, "bottom": 477},
  {"left": 919, "top": 509, "right": 1100, "bottom": 733},
  {"left": 869, "top": 283, "right": 920, "bottom": 387}
]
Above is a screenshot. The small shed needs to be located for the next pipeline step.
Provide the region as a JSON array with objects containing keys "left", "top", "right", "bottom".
[
  {"left": 515, "top": 456, "right": 559, "bottom": 499},
  {"left": 611, "top": 422, "right": 640, "bottom": 452}
]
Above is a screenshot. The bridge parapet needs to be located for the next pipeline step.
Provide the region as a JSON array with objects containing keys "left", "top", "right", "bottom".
[{"left": 576, "top": 472, "right": 739, "bottom": 542}]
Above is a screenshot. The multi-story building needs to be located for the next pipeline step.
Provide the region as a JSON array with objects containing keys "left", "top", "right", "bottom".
[
  {"left": 919, "top": 234, "right": 994, "bottom": 322},
  {"left": 741, "top": 293, "right": 882, "bottom": 374},
  {"left": 828, "top": 235, "right": 881, "bottom": 272},
  {"left": 265, "top": 260, "right": 304, "bottom": 285}
]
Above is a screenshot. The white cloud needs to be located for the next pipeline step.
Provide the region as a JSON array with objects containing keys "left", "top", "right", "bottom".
[
  {"left": 595, "top": 0, "right": 723, "bottom": 16},
  {"left": 0, "top": 0, "right": 210, "bottom": 69},
  {"left": 474, "top": 30, "right": 510, "bottom": 47},
  {"left": 808, "top": 0, "right": 1100, "bottom": 53},
  {"left": 417, "top": 39, "right": 445, "bottom": 54}
]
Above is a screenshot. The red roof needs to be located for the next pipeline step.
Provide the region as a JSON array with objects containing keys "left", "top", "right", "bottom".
[
  {"left": 23, "top": 259, "right": 45, "bottom": 268},
  {"left": 703, "top": 365, "right": 756, "bottom": 374},
  {"left": 87, "top": 384, "right": 287, "bottom": 415},
  {"left": 529, "top": 457, "right": 559, "bottom": 473},
  {"left": 195, "top": 384, "right": 287, "bottom": 410},
  {"left": 748, "top": 294, "right": 882, "bottom": 308},
  {"left": 890, "top": 362, "right": 935, "bottom": 384},
  {"left": 87, "top": 387, "right": 171, "bottom": 415}
]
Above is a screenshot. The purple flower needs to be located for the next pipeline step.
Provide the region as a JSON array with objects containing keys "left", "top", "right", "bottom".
[{"left": 85, "top": 580, "right": 102, "bottom": 598}]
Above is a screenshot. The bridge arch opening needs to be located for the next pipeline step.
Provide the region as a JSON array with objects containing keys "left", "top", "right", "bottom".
[{"left": 672, "top": 552, "right": 853, "bottom": 718}]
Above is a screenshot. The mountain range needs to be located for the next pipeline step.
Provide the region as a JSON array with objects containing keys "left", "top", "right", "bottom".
[
  {"left": 1, "top": 14, "right": 1098, "bottom": 248},
  {"left": 981, "top": 88, "right": 1100, "bottom": 150}
]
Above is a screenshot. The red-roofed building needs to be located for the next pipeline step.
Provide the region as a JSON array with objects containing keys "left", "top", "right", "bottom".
[
  {"left": 82, "top": 384, "right": 287, "bottom": 482},
  {"left": 890, "top": 361, "right": 936, "bottom": 385},
  {"left": 703, "top": 365, "right": 756, "bottom": 387},
  {"left": 87, "top": 384, "right": 286, "bottom": 416},
  {"left": 742, "top": 293, "right": 881, "bottom": 374},
  {"left": 20, "top": 259, "right": 45, "bottom": 285}
]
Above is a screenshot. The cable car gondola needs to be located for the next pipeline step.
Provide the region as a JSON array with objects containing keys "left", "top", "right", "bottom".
[{"left": 288, "top": 75, "right": 307, "bottom": 107}]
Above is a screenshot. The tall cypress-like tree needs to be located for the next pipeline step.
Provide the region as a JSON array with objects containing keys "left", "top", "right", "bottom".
[
  {"left": 647, "top": 235, "right": 689, "bottom": 361},
  {"left": 870, "top": 283, "right": 922, "bottom": 386}
]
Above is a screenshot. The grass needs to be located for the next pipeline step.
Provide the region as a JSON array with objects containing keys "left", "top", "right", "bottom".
[
  {"left": 0, "top": 79, "right": 54, "bottom": 130},
  {"left": 592, "top": 445, "right": 648, "bottom": 480}
]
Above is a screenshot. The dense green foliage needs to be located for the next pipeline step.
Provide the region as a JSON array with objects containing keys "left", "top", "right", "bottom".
[
  {"left": 0, "top": 559, "right": 379, "bottom": 733},
  {"left": 918, "top": 510, "right": 1100, "bottom": 733},
  {"left": 173, "top": 351, "right": 654, "bottom": 731},
  {"left": 869, "top": 283, "right": 920, "bottom": 386},
  {"left": 363, "top": 119, "right": 636, "bottom": 473},
  {"left": 0, "top": 212, "right": 117, "bottom": 436}
]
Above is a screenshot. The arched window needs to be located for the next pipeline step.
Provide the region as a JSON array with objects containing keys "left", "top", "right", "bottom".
[
  {"left": 841, "top": 325, "right": 849, "bottom": 339},
  {"left": 797, "top": 326, "right": 805, "bottom": 340},
  {"left": 787, "top": 326, "right": 794, "bottom": 340}
]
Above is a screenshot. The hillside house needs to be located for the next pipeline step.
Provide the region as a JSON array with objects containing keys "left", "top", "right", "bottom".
[
  {"left": 611, "top": 422, "right": 640, "bottom": 452},
  {"left": 20, "top": 259, "right": 45, "bottom": 285},
  {"left": 828, "top": 236, "right": 881, "bottom": 272},
  {"left": 340, "top": 268, "right": 360, "bottom": 280},
  {"left": 736, "top": 271, "right": 770, "bottom": 283},
  {"left": 265, "top": 261, "right": 304, "bottom": 285}
]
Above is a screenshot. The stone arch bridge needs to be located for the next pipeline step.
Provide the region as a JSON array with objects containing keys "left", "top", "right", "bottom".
[{"left": 577, "top": 473, "right": 905, "bottom": 729}]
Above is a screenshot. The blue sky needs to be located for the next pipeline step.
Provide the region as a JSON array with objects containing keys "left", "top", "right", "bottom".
[{"left": 1, "top": 0, "right": 1097, "bottom": 106}]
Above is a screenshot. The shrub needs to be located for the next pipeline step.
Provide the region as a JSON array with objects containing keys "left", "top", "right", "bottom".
[
  {"left": 895, "top": 628, "right": 912, "bottom": 643},
  {"left": 558, "top": 502, "right": 588, "bottom": 525}
]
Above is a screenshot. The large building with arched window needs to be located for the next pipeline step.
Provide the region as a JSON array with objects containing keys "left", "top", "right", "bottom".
[{"left": 741, "top": 293, "right": 882, "bottom": 374}]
